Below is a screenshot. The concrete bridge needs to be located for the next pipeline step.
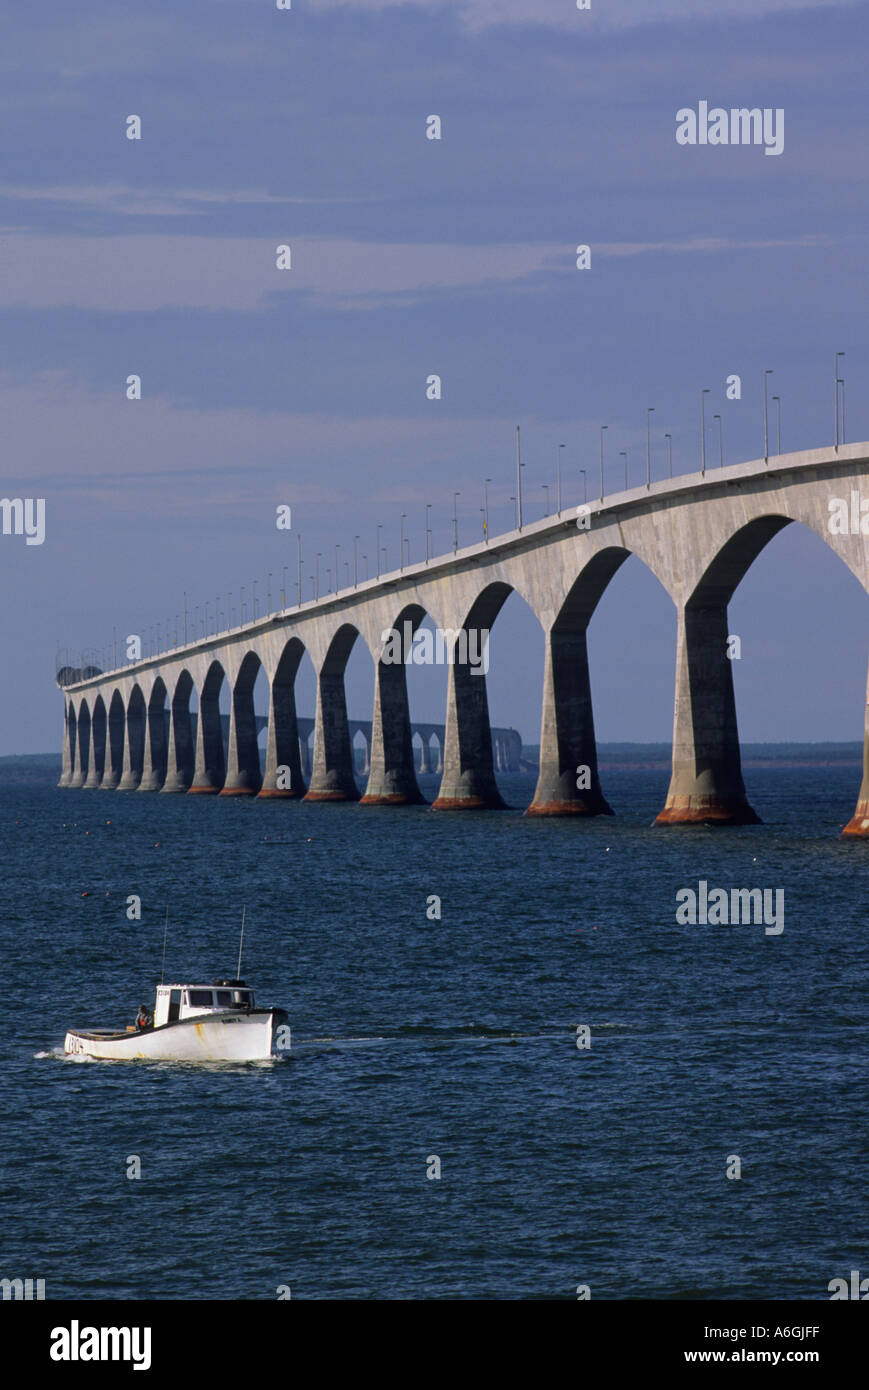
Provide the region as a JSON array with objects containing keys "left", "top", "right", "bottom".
[
  {"left": 127, "top": 712, "right": 522, "bottom": 777},
  {"left": 57, "top": 444, "right": 869, "bottom": 834}
]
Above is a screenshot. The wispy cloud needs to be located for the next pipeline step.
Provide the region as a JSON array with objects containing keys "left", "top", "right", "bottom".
[
  {"left": 0, "top": 232, "right": 832, "bottom": 312},
  {"left": 310, "top": 0, "right": 859, "bottom": 32},
  {"left": 0, "top": 184, "right": 365, "bottom": 217}
]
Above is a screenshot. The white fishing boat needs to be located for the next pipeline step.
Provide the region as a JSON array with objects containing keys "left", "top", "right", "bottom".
[{"left": 64, "top": 979, "right": 290, "bottom": 1062}]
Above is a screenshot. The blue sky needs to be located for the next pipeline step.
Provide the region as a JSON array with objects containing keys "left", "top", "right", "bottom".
[{"left": 2, "top": 0, "right": 868, "bottom": 753}]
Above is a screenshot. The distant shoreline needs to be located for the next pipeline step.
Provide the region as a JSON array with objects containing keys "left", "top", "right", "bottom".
[{"left": 1, "top": 744, "right": 863, "bottom": 787}]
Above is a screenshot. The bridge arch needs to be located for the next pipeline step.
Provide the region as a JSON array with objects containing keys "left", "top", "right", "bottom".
[
  {"left": 71, "top": 699, "right": 90, "bottom": 788},
  {"left": 117, "top": 685, "right": 146, "bottom": 790},
  {"left": 163, "top": 669, "right": 195, "bottom": 793},
  {"left": 190, "top": 661, "right": 227, "bottom": 794},
  {"left": 362, "top": 602, "right": 427, "bottom": 805},
  {"left": 222, "top": 651, "right": 263, "bottom": 796},
  {"left": 259, "top": 637, "right": 308, "bottom": 799},
  {"left": 139, "top": 677, "right": 168, "bottom": 791},
  {"left": 305, "top": 624, "right": 366, "bottom": 801},
  {"left": 83, "top": 694, "right": 107, "bottom": 788}
]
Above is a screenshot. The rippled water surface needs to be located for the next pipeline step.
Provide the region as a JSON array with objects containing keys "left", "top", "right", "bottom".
[{"left": 2, "top": 767, "right": 866, "bottom": 1299}]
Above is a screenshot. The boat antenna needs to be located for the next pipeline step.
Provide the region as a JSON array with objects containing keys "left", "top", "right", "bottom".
[
  {"left": 237, "top": 905, "right": 246, "bottom": 979},
  {"left": 160, "top": 905, "right": 169, "bottom": 985}
]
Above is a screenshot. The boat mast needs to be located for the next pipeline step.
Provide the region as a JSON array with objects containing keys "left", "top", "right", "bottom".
[
  {"left": 237, "top": 905, "right": 246, "bottom": 979},
  {"left": 160, "top": 906, "right": 169, "bottom": 985}
]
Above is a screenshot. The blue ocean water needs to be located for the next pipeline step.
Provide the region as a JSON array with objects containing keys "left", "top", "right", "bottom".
[{"left": 1, "top": 765, "right": 866, "bottom": 1300}]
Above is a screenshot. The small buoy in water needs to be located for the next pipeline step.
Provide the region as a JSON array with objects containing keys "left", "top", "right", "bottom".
[
  {"left": 307, "top": 837, "right": 312, "bottom": 842},
  {"left": 81, "top": 891, "right": 89, "bottom": 897}
]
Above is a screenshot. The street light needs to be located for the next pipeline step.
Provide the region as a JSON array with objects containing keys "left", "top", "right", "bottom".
[
  {"left": 282, "top": 566, "right": 287, "bottom": 608},
  {"left": 619, "top": 451, "right": 628, "bottom": 489},
  {"left": 763, "top": 369, "right": 773, "bottom": 462},
  {"left": 600, "top": 425, "right": 608, "bottom": 501},
  {"left": 646, "top": 407, "right": 655, "bottom": 489},
  {"left": 700, "top": 390, "right": 710, "bottom": 475},
  {"left": 252, "top": 579, "right": 258, "bottom": 619},
  {"left": 557, "top": 444, "right": 565, "bottom": 516},
  {"left": 376, "top": 525, "right": 382, "bottom": 580},
  {"left": 239, "top": 590, "right": 245, "bottom": 624},
  {"left": 425, "top": 504, "right": 432, "bottom": 563},
  {"left": 713, "top": 414, "right": 723, "bottom": 468},
  {"left": 362, "top": 554, "right": 369, "bottom": 580},
  {"left": 453, "top": 492, "right": 460, "bottom": 553},
  {"left": 483, "top": 479, "right": 491, "bottom": 544},
  {"left": 334, "top": 543, "right": 340, "bottom": 593},
  {"left": 835, "top": 352, "right": 845, "bottom": 450},
  {"left": 400, "top": 515, "right": 406, "bottom": 572},
  {"left": 771, "top": 396, "right": 781, "bottom": 455},
  {"left": 315, "top": 557, "right": 320, "bottom": 600},
  {"left": 542, "top": 484, "right": 550, "bottom": 517},
  {"left": 515, "top": 425, "right": 524, "bottom": 531},
  {"left": 664, "top": 433, "right": 673, "bottom": 478},
  {"left": 579, "top": 468, "right": 587, "bottom": 503},
  {"left": 354, "top": 535, "right": 359, "bottom": 588},
  {"left": 838, "top": 375, "right": 846, "bottom": 446}
]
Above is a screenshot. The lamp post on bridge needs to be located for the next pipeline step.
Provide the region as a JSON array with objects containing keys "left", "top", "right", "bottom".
[
  {"left": 542, "top": 484, "right": 550, "bottom": 517},
  {"left": 772, "top": 396, "right": 781, "bottom": 455},
  {"left": 763, "top": 369, "right": 773, "bottom": 463},
  {"left": 714, "top": 414, "right": 723, "bottom": 469},
  {"left": 400, "top": 515, "right": 406, "bottom": 572},
  {"left": 376, "top": 526, "right": 382, "bottom": 580},
  {"left": 599, "top": 425, "right": 608, "bottom": 501},
  {"left": 620, "top": 451, "right": 628, "bottom": 489},
  {"left": 354, "top": 535, "right": 359, "bottom": 588},
  {"left": 835, "top": 352, "right": 845, "bottom": 451},
  {"left": 425, "top": 504, "right": 432, "bottom": 563},
  {"left": 700, "top": 390, "right": 710, "bottom": 475},
  {"left": 664, "top": 433, "right": 672, "bottom": 477},
  {"left": 646, "top": 407, "right": 655, "bottom": 489},
  {"left": 334, "top": 543, "right": 340, "bottom": 593},
  {"left": 281, "top": 566, "right": 287, "bottom": 608},
  {"left": 557, "top": 444, "right": 564, "bottom": 516},
  {"left": 515, "top": 425, "right": 524, "bottom": 531},
  {"left": 453, "top": 492, "right": 460, "bottom": 553},
  {"left": 315, "top": 557, "right": 320, "bottom": 600},
  {"left": 484, "top": 479, "right": 491, "bottom": 544},
  {"left": 579, "top": 468, "right": 587, "bottom": 503}
]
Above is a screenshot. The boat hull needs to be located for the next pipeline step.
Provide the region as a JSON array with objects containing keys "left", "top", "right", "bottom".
[{"left": 64, "top": 1009, "right": 288, "bottom": 1062}]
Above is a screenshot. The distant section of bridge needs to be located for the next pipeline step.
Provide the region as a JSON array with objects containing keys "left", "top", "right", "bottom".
[{"left": 57, "top": 444, "right": 869, "bottom": 833}]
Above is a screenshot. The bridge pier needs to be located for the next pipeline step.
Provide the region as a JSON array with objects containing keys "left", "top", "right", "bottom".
[
  {"left": 138, "top": 695, "right": 167, "bottom": 791},
  {"left": 841, "top": 653, "right": 869, "bottom": 836},
  {"left": 162, "top": 691, "right": 194, "bottom": 792},
  {"left": 432, "top": 654, "right": 506, "bottom": 809},
  {"left": 361, "top": 654, "right": 425, "bottom": 805},
  {"left": 189, "top": 689, "right": 225, "bottom": 794},
  {"left": 304, "top": 668, "right": 359, "bottom": 801},
  {"left": 656, "top": 603, "right": 760, "bottom": 825},
  {"left": 259, "top": 679, "right": 305, "bottom": 798},
  {"left": 527, "top": 626, "right": 612, "bottom": 816},
  {"left": 58, "top": 708, "right": 73, "bottom": 787},
  {"left": 221, "top": 683, "right": 262, "bottom": 795},
  {"left": 82, "top": 707, "right": 104, "bottom": 788}
]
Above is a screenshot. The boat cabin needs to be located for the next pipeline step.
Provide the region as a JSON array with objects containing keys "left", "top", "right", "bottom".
[{"left": 153, "top": 979, "right": 256, "bottom": 1027}]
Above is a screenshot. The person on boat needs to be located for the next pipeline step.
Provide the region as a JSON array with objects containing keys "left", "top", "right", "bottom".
[{"left": 135, "top": 1004, "right": 152, "bottom": 1031}]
